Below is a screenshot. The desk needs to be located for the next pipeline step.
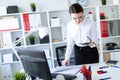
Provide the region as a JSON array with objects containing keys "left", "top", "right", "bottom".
[
  {"left": 52, "top": 62, "right": 120, "bottom": 80},
  {"left": 73, "top": 62, "right": 120, "bottom": 80}
]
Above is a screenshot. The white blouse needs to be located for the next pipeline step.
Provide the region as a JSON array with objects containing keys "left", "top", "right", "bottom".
[{"left": 65, "top": 17, "right": 98, "bottom": 61}]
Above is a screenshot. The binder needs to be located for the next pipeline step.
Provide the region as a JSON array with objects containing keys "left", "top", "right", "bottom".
[
  {"left": 2, "top": 32, "right": 12, "bottom": 48},
  {"left": 3, "top": 53, "right": 13, "bottom": 63},
  {"left": 22, "top": 14, "right": 30, "bottom": 31},
  {"left": 100, "top": 21, "right": 108, "bottom": 37},
  {"left": 62, "top": 26, "right": 67, "bottom": 41},
  {"left": 29, "top": 14, "right": 41, "bottom": 29},
  {"left": 0, "top": 33, "right": 3, "bottom": 48}
]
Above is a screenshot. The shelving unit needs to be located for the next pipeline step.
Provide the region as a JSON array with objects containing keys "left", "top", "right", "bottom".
[
  {"left": 77, "top": 0, "right": 120, "bottom": 62},
  {"left": 98, "top": 1, "right": 120, "bottom": 62},
  {"left": 0, "top": 0, "right": 120, "bottom": 80},
  {"left": 0, "top": 10, "right": 69, "bottom": 80}
]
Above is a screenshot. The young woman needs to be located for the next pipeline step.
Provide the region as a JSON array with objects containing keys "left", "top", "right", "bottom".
[{"left": 62, "top": 3, "right": 99, "bottom": 65}]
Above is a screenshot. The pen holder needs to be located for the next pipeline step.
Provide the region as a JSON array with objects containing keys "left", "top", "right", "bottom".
[
  {"left": 83, "top": 74, "right": 92, "bottom": 80},
  {"left": 81, "top": 65, "right": 92, "bottom": 80}
]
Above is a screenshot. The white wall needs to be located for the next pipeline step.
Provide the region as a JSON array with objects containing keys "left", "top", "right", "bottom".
[{"left": 0, "top": 0, "right": 70, "bottom": 13}]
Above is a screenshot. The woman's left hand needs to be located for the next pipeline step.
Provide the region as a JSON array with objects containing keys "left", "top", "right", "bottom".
[{"left": 88, "top": 41, "right": 95, "bottom": 46}]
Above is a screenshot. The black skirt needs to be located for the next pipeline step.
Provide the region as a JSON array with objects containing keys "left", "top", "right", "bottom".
[{"left": 74, "top": 45, "right": 99, "bottom": 65}]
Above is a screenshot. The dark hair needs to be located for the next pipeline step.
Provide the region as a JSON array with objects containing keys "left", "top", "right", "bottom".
[{"left": 69, "top": 3, "right": 83, "bottom": 14}]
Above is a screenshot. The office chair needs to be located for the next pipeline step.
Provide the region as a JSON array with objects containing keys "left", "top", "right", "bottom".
[{"left": 55, "top": 46, "right": 75, "bottom": 66}]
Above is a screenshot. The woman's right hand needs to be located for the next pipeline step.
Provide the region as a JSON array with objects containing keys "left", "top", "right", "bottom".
[{"left": 61, "top": 60, "right": 70, "bottom": 66}]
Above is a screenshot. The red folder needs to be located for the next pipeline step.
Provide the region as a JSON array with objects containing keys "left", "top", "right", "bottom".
[
  {"left": 22, "top": 14, "right": 30, "bottom": 31},
  {"left": 100, "top": 21, "right": 108, "bottom": 37}
]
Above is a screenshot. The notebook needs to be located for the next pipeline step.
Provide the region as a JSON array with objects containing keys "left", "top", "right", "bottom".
[{"left": 52, "top": 66, "right": 80, "bottom": 75}]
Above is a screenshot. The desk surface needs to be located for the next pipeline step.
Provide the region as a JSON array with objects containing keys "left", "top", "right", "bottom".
[
  {"left": 52, "top": 62, "right": 120, "bottom": 80},
  {"left": 74, "top": 62, "right": 120, "bottom": 80}
]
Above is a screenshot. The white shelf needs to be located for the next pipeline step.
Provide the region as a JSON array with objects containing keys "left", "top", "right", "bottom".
[
  {"left": 0, "top": 0, "right": 120, "bottom": 79},
  {"left": 83, "top": 6, "right": 97, "bottom": 9},
  {"left": 1, "top": 61, "right": 20, "bottom": 65},
  {"left": 52, "top": 41, "right": 66, "bottom": 45},
  {"left": 98, "top": 0, "right": 120, "bottom": 62},
  {"left": 103, "top": 49, "right": 120, "bottom": 53},
  {"left": 99, "top": 4, "right": 120, "bottom": 7},
  {"left": 100, "top": 18, "right": 120, "bottom": 21},
  {"left": 101, "top": 36, "right": 120, "bottom": 39}
]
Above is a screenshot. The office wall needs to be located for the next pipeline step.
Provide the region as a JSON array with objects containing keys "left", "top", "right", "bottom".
[{"left": 0, "top": 0, "right": 70, "bottom": 12}]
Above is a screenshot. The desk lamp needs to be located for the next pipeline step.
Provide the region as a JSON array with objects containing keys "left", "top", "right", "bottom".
[{"left": 10, "top": 26, "right": 49, "bottom": 66}]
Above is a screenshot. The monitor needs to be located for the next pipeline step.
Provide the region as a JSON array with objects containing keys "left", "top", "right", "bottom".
[{"left": 17, "top": 48, "right": 52, "bottom": 80}]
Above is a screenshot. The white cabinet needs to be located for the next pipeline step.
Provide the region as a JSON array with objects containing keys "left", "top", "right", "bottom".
[
  {"left": 47, "top": 10, "right": 71, "bottom": 67},
  {"left": 0, "top": 12, "right": 49, "bottom": 80},
  {"left": 0, "top": 10, "right": 69, "bottom": 79},
  {"left": 0, "top": 1, "right": 99, "bottom": 79},
  {"left": 97, "top": 1, "right": 120, "bottom": 62},
  {"left": 0, "top": 0, "right": 120, "bottom": 79},
  {"left": 76, "top": 0, "right": 120, "bottom": 62}
]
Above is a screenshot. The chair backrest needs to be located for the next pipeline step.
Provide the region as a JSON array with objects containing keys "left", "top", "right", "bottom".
[{"left": 55, "top": 46, "right": 75, "bottom": 66}]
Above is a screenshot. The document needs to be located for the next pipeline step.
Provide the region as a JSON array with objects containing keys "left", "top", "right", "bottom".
[
  {"left": 53, "top": 66, "right": 80, "bottom": 75},
  {"left": 55, "top": 68, "right": 80, "bottom": 75}
]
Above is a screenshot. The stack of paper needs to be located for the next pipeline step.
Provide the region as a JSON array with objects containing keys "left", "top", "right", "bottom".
[{"left": 53, "top": 66, "right": 80, "bottom": 75}]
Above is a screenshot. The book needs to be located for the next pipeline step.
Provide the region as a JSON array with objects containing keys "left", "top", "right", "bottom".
[{"left": 2, "top": 16, "right": 15, "bottom": 19}]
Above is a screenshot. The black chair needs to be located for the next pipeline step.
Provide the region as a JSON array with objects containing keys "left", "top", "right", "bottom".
[{"left": 55, "top": 46, "right": 75, "bottom": 66}]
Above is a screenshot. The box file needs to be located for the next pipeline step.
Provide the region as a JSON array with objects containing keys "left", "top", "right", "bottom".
[
  {"left": 3, "top": 53, "right": 13, "bottom": 63},
  {"left": 0, "top": 18, "right": 19, "bottom": 31},
  {"left": 50, "top": 17, "right": 60, "bottom": 27}
]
